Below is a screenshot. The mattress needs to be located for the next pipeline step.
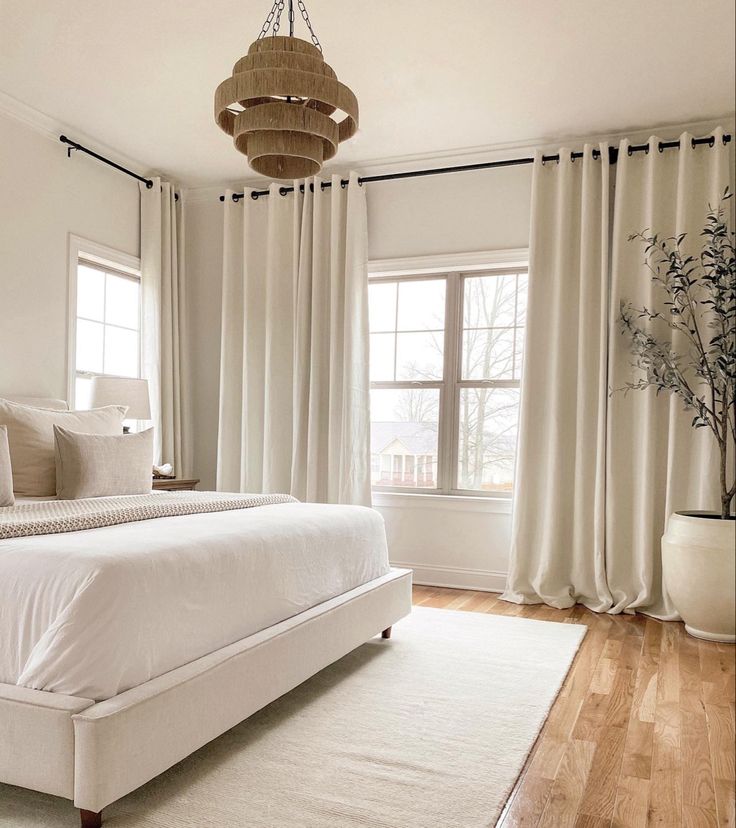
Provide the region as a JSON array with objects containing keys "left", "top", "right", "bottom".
[{"left": 0, "top": 498, "right": 390, "bottom": 700}]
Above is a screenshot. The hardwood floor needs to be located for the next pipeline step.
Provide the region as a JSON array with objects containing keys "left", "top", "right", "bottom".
[{"left": 412, "top": 585, "right": 736, "bottom": 827}]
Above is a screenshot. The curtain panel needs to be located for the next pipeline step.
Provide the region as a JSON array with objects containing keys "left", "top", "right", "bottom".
[
  {"left": 216, "top": 173, "right": 371, "bottom": 506},
  {"left": 140, "top": 178, "right": 190, "bottom": 475},
  {"left": 503, "top": 146, "right": 612, "bottom": 611},
  {"left": 504, "top": 129, "right": 733, "bottom": 618}
]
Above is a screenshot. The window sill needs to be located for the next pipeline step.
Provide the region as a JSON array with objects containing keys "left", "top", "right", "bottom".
[{"left": 371, "top": 490, "right": 512, "bottom": 514}]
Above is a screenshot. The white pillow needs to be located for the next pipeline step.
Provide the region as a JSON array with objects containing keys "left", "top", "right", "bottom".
[
  {"left": 0, "top": 426, "right": 13, "bottom": 507},
  {"left": 54, "top": 426, "right": 154, "bottom": 499},
  {"left": 0, "top": 398, "right": 127, "bottom": 496}
]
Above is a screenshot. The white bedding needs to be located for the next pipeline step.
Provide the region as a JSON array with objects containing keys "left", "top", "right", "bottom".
[{"left": 0, "top": 497, "right": 390, "bottom": 700}]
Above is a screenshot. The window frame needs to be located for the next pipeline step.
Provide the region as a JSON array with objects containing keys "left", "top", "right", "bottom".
[
  {"left": 369, "top": 249, "right": 529, "bottom": 499},
  {"left": 66, "top": 235, "right": 142, "bottom": 408}
]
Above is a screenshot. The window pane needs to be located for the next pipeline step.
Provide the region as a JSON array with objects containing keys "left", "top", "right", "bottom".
[
  {"left": 77, "top": 265, "right": 105, "bottom": 322},
  {"left": 368, "top": 282, "right": 397, "bottom": 332},
  {"left": 457, "top": 388, "right": 520, "bottom": 492},
  {"left": 462, "top": 328, "right": 515, "bottom": 380},
  {"left": 75, "top": 375, "right": 93, "bottom": 410},
  {"left": 397, "top": 280, "right": 445, "bottom": 331},
  {"left": 370, "top": 388, "right": 439, "bottom": 489},
  {"left": 516, "top": 274, "right": 528, "bottom": 325},
  {"left": 396, "top": 331, "right": 443, "bottom": 380},
  {"left": 104, "top": 327, "right": 139, "bottom": 377},
  {"left": 76, "top": 319, "right": 104, "bottom": 372},
  {"left": 105, "top": 274, "right": 140, "bottom": 329},
  {"left": 463, "top": 273, "right": 518, "bottom": 329},
  {"left": 370, "top": 333, "right": 395, "bottom": 381}
]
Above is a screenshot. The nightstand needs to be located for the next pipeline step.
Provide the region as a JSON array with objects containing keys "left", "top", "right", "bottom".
[{"left": 152, "top": 478, "right": 200, "bottom": 492}]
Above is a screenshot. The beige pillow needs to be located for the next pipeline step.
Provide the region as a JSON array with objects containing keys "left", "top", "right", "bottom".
[
  {"left": 0, "top": 398, "right": 127, "bottom": 496},
  {"left": 0, "top": 426, "right": 14, "bottom": 507},
  {"left": 54, "top": 426, "right": 154, "bottom": 499}
]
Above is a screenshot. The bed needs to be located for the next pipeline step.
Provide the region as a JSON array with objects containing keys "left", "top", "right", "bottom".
[{"left": 0, "top": 397, "right": 412, "bottom": 827}]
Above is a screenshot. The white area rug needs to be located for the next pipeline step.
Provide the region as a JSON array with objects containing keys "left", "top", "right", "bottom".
[{"left": 0, "top": 607, "right": 586, "bottom": 828}]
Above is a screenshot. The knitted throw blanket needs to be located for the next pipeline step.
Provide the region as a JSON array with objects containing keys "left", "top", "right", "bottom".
[{"left": 0, "top": 491, "right": 297, "bottom": 539}]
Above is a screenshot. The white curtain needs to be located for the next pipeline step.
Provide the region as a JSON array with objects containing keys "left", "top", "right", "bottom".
[
  {"left": 140, "top": 178, "right": 190, "bottom": 475},
  {"left": 216, "top": 173, "right": 371, "bottom": 505},
  {"left": 606, "top": 129, "right": 730, "bottom": 617},
  {"left": 503, "top": 146, "right": 612, "bottom": 611},
  {"left": 504, "top": 130, "right": 733, "bottom": 617}
]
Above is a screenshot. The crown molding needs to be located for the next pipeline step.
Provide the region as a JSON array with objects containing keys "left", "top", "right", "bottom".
[
  {"left": 328, "top": 114, "right": 736, "bottom": 179},
  {"left": 0, "top": 88, "right": 161, "bottom": 183}
]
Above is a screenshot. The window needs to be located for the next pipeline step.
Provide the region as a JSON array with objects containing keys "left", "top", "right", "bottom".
[
  {"left": 369, "top": 261, "right": 528, "bottom": 496},
  {"left": 68, "top": 240, "right": 142, "bottom": 409}
]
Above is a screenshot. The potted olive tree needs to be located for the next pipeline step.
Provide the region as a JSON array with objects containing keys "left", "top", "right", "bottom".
[{"left": 619, "top": 191, "right": 735, "bottom": 642}]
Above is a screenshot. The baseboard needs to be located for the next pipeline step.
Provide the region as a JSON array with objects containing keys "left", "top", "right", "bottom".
[{"left": 392, "top": 561, "right": 507, "bottom": 593}]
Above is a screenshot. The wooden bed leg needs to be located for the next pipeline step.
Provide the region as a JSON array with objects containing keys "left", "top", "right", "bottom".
[
  {"left": 381, "top": 626, "right": 392, "bottom": 639},
  {"left": 80, "top": 809, "right": 102, "bottom": 828}
]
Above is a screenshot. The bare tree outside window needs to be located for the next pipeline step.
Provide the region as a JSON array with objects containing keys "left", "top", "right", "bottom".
[{"left": 369, "top": 267, "right": 527, "bottom": 495}]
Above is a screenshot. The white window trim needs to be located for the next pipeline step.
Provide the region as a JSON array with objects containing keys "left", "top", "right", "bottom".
[
  {"left": 369, "top": 248, "right": 529, "bottom": 500},
  {"left": 66, "top": 234, "right": 142, "bottom": 407}
]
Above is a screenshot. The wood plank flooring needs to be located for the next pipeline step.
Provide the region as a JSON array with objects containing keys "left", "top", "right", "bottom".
[{"left": 411, "top": 585, "right": 736, "bottom": 828}]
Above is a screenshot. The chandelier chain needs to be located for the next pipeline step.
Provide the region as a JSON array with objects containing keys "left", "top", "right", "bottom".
[
  {"left": 257, "top": 1, "right": 279, "bottom": 39},
  {"left": 297, "top": 0, "right": 322, "bottom": 51},
  {"left": 271, "top": 0, "right": 286, "bottom": 36},
  {"left": 257, "top": 0, "right": 321, "bottom": 50}
]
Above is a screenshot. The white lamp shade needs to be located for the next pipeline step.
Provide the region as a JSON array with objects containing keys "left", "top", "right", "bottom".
[{"left": 90, "top": 377, "right": 151, "bottom": 420}]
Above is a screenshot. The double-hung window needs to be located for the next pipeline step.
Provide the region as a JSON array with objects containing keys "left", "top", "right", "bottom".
[
  {"left": 369, "top": 257, "right": 528, "bottom": 496},
  {"left": 69, "top": 239, "right": 142, "bottom": 409}
]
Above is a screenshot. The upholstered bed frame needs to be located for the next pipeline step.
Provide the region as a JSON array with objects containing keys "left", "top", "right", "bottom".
[
  {"left": 0, "top": 395, "right": 413, "bottom": 826},
  {"left": 1, "top": 568, "right": 412, "bottom": 826}
]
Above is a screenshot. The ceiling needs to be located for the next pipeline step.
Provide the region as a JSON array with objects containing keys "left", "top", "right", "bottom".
[{"left": 1, "top": 0, "right": 734, "bottom": 187}]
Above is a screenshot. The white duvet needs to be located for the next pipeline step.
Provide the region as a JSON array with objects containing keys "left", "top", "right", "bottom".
[{"left": 0, "top": 498, "right": 390, "bottom": 700}]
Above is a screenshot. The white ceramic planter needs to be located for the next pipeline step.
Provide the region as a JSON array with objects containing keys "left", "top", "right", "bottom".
[{"left": 662, "top": 512, "right": 735, "bottom": 643}]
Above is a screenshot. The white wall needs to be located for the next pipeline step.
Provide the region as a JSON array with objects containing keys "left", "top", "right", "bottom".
[
  {"left": 0, "top": 112, "right": 140, "bottom": 400},
  {"left": 184, "top": 163, "right": 532, "bottom": 591}
]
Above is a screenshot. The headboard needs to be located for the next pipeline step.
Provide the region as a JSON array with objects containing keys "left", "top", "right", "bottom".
[{"left": 1, "top": 395, "right": 69, "bottom": 411}]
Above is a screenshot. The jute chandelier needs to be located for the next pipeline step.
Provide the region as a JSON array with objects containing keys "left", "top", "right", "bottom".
[{"left": 214, "top": 0, "right": 358, "bottom": 180}]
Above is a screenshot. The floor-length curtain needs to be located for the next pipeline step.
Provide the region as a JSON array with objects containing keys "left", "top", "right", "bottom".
[
  {"left": 504, "top": 129, "right": 733, "bottom": 617},
  {"left": 216, "top": 172, "right": 370, "bottom": 505},
  {"left": 503, "top": 146, "right": 612, "bottom": 610},
  {"left": 606, "top": 128, "right": 731, "bottom": 618},
  {"left": 140, "top": 178, "right": 190, "bottom": 474}
]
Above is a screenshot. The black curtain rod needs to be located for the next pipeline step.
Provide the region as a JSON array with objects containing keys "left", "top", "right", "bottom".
[
  {"left": 60, "top": 135, "right": 179, "bottom": 200},
  {"left": 219, "top": 133, "right": 732, "bottom": 202}
]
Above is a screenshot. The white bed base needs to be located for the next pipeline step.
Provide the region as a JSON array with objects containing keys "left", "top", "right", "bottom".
[{"left": 0, "top": 568, "right": 412, "bottom": 826}]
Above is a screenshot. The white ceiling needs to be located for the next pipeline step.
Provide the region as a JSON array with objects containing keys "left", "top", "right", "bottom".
[{"left": 1, "top": 0, "right": 734, "bottom": 187}]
